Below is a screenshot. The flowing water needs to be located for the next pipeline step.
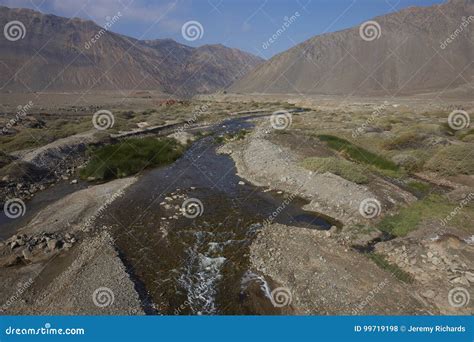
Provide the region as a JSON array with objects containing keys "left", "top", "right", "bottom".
[{"left": 60, "top": 114, "right": 336, "bottom": 314}]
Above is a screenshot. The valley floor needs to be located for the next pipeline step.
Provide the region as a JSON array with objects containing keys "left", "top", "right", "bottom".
[{"left": 0, "top": 93, "right": 472, "bottom": 315}]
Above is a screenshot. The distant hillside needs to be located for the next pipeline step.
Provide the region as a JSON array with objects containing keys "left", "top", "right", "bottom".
[
  {"left": 0, "top": 6, "right": 263, "bottom": 96},
  {"left": 231, "top": 0, "right": 474, "bottom": 96}
]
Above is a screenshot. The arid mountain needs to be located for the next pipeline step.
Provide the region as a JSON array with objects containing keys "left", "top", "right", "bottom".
[
  {"left": 0, "top": 6, "right": 263, "bottom": 96},
  {"left": 231, "top": 0, "right": 474, "bottom": 96}
]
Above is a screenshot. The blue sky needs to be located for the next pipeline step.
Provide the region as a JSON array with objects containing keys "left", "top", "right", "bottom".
[{"left": 1, "top": 0, "right": 445, "bottom": 58}]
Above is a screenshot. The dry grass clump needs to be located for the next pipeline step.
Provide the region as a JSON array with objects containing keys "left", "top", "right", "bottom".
[
  {"left": 300, "top": 157, "right": 369, "bottom": 184},
  {"left": 424, "top": 144, "right": 474, "bottom": 175}
]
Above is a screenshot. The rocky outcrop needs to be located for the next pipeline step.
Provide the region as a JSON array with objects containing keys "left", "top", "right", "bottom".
[{"left": 0, "top": 232, "right": 76, "bottom": 267}]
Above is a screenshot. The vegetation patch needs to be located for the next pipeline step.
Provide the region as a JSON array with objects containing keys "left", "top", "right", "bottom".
[
  {"left": 377, "top": 194, "right": 474, "bottom": 236},
  {"left": 80, "top": 137, "right": 185, "bottom": 181},
  {"left": 383, "top": 132, "right": 426, "bottom": 150},
  {"left": 367, "top": 253, "right": 414, "bottom": 283},
  {"left": 300, "top": 157, "right": 369, "bottom": 184},
  {"left": 316, "top": 134, "right": 399, "bottom": 171},
  {"left": 406, "top": 180, "right": 431, "bottom": 194},
  {"left": 214, "top": 129, "right": 249, "bottom": 144},
  {"left": 424, "top": 144, "right": 474, "bottom": 175}
]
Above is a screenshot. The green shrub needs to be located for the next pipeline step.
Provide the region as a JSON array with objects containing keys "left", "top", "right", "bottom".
[
  {"left": 376, "top": 194, "right": 473, "bottom": 236},
  {"left": 317, "top": 135, "right": 399, "bottom": 171},
  {"left": 80, "top": 137, "right": 184, "bottom": 181},
  {"left": 214, "top": 129, "right": 248, "bottom": 144},
  {"left": 300, "top": 157, "right": 369, "bottom": 184},
  {"left": 367, "top": 253, "right": 414, "bottom": 283},
  {"left": 406, "top": 181, "right": 431, "bottom": 194}
]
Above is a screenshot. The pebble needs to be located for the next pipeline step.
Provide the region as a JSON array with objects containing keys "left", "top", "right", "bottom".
[{"left": 47, "top": 239, "right": 59, "bottom": 251}]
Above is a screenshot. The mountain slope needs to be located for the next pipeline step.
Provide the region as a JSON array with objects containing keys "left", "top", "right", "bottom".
[
  {"left": 231, "top": 0, "right": 474, "bottom": 96},
  {"left": 0, "top": 6, "right": 263, "bottom": 95}
]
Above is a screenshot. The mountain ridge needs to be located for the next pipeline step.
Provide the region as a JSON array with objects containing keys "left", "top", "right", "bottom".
[
  {"left": 230, "top": 0, "right": 473, "bottom": 96},
  {"left": 0, "top": 6, "right": 263, "bottom": 96}
]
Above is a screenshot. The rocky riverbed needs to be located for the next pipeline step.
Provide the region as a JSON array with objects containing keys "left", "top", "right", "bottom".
[{"left": 1, "top": 108, "right": 472, "bottom": 315}]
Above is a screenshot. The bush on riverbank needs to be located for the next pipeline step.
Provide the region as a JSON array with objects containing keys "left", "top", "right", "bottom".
[
  {"left": 317, "top": 134, "right": 399, "bottom": 171},
  {"left": 300, "top": 157, "right": 369, "bottom": 184},
  {"left": 80, "top": 137, "right": 185, "bottom": 181},
  {"left": 377, "top": 194, "right": 474, "bottom": 236}
]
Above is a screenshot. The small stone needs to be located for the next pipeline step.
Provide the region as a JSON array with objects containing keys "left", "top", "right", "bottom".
[
  {"left": 71, "top": 179, "right": 78, "bottom": 184},
  {"left": 427, "top": 251, "right": 433, "bottom": 258},
  {"left": 0, "top": 254, "right": 21, "bottom": 267},
  {"left": 22, "top": 248, "right": 32, "bottom": 260},
  {"left": 238, "top": 181, "right": 245, "bottom": 185},
  {"left": 47, "top": 239, "right": 59, "bottom": 251}
]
